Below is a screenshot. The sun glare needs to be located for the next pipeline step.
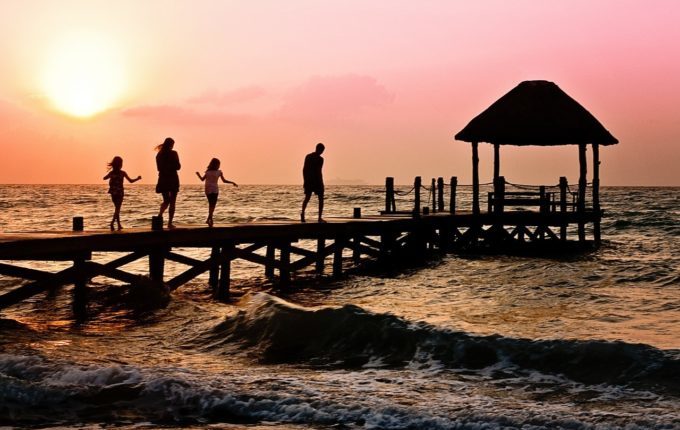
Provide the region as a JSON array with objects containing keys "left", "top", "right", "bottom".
[{"left": 42, "top": 33, "right": 126, "bottom": 118}]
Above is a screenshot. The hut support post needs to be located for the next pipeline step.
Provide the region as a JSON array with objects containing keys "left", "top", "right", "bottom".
[
  {"left": 559, "top": 177, "right": 568, "bottom": 241},
  {"left": 437, "top": 177, "right": 444, "bottom": 212},
  {"left": 413, "top": 176, "right": 422, "bottom": 217},
  {"left": 472, "top": 142, "right": 480, "bottom": 216},
  {"left": 493, "top": 176, "right": 505, "bottom": 215},
  {"left": 578, "top": 144, "right": 587, "bottom": 242},
  {"left": 449, "top": 177, "right": 457, "bottom": 214},
  {"left": 592, "top": 143, "right": 601, "bottom": 245},
  {"left": 493, "top": 143, "right": 500, "bottom": 181},
  {"left": 385, "top": 177, "right": 395, "bottom": 214}
]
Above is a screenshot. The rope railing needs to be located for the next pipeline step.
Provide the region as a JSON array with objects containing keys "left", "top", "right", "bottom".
[{"left": 393, "top": 186, "right": 415, "bottom": 196}]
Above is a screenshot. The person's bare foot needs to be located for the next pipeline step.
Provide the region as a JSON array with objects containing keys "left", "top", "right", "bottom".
[
  {"left": 300, "top": 212, "right": 306, "bottom": 223},
  {"left": 318, "top": 218, "right": 326, "bottom": 223},
  {"left": 117, "top": 223, "right": 123, "bottom": 231},
  {"left": 168, "top": 223, "right": 176, "bottom": 229}
]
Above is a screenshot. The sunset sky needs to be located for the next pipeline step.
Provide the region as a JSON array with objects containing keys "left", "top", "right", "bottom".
[{"left": 1, "top": 0, "right": 679, "bottom": 185}]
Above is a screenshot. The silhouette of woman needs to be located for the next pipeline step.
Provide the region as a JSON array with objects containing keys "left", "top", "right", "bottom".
[
  {"left": 103, "top": 156, "right": 141, "bottom": 231},
  {"left": 155, "top": 137, "right": 181, "bottom": 229}
]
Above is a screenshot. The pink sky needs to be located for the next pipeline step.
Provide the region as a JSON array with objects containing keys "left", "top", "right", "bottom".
[{"left": 1, "top": 0, "right": 679, "bottom": 185}]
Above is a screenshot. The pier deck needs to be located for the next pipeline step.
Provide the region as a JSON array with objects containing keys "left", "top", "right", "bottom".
[{"left": 0, "top": 209, "right": 598, "bottom": 314}]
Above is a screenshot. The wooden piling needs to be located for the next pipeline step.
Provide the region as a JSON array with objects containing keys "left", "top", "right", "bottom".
[
  {"left": 449, "top": 176, "right": 457, "bottom": 214},
  {"left": 149, "top": 249, "right": 165, "bottom": 283},
  {"left": 493, "top": 176, "right": 505, "bottom": 215},
  {"left": 217, "top": 243, "right": 234, "bottom": 300},
  {"left": 279, "top": 242, "right": 291, "bottom": 287},
  {"left": 413, "top": 176, "right": 422, "bottom": 218},
  {"left": 333, "top": 234, "right": 345, "bottom": 277},
  {"left": 265, "top": 245, "right": 275, "bottom": 278},
  {"left": 209, "top": 246, "right": 220, "bottom": 287},
  {"left": 72, "top": 217, "right": 84, "bottom": 232},
  {"left": 437, "top": 177, "right": 444, "bottom": 212},
  {"left": 385, "top": 177, "right": 395, "bottom": 214},
  {"left": 316, "top": 238, "right": 325, "bottom": 274},
  {"left": 430, "top": 178, "right": 436, "bottom": 213}
]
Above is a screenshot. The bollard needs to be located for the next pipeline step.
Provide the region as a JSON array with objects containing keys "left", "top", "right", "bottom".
[
  {"left": 151, "top": 216, "right": 164, "bottom": 231},
  {"left": 353, "top": 207, "right": 361, "bottom": 219},
  {"left": 72, "top": 216, "right": 84, "bottom": 231}
]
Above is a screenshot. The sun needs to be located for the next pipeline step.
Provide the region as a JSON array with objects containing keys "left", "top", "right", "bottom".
[{"left": 42, "top": 33, "right": 126, "bottom": 118}]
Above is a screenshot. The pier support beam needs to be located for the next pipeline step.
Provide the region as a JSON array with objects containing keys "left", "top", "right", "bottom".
[
  {"left": 279, "top": 242, "right": 291, "bottom": 288},
  {"left": 209, "top": 246, "right": 220, "bottom": 287},
  {"left": 316, "top": 238, "right": 325, "bottom": 274},
  {"left": 217, "top": 243, "right": 234, "bottom": 300},
  {"left": 559, "top": 177, "right": 568, "bottom": 241},
  {"left": 592, "top": 143, "right": 601, "bottom": 245},
  {"left": 472, "top": 141, "right": 480, "bottom": 216},
  {"left": 333, "top": 235, "right": 345, "bottom": 278},
  {"left": 265, "top": 245, "right": 275, "bottom": 278},
  {"left": 578, "top": 144, "right": 587, "bottom": 242}
]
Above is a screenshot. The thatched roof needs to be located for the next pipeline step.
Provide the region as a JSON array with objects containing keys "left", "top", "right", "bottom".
[{"left": 455, "top": 80, "right": 618, "bottom": 146}]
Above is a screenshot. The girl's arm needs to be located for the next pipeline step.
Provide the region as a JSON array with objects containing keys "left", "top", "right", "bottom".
[
  {"left": 123, "top": 172, "right": 142, "bottom": 183},
  {"left": 220, "top": 173, "right": 238, "bottom": 187},
  {"left": 196, "top": 172, "right": 206, "bottom": 181},
  {"left": 103, "top": 172, "right": 112, "bottom": 180}
]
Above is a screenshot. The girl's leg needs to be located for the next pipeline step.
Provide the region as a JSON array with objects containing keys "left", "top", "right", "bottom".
[
  {"left": 114, "top": 196, "right": 123, "bottom": 230},
  {"left": 159, "top": 192, "right": 170, "bottom": 217},
  {"left": 168, "top": 192, "right": 177, "bottom": 228},
  {"left": 110, "top": 195, "right": 117, "bottom": 230}
]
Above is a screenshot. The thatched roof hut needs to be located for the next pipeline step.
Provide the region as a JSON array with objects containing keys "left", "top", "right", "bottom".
[
  {"left": 453, "top": 80, "right": 617, "bottom": 244},
  {"left": 455, "top": 80, "right": 618, "bottom": 146}
]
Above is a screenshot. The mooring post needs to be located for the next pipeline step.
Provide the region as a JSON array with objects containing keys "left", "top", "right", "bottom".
[
  {"left": 449, "top": 176, "right": 457, "bottom": 214},
  {"left": 437, "top": 177, "right": 444, "bottom": 212},
  {"left": 279, "top": 242, "right": 291, "bottom": 288},
  {"left": 72, "top": 216, "right": 84, "bottom": 232},
  {"left": 353, "top": 207, "right": 361, "bottom": 218},
  {"left": 413, "top": 176, "right": 421, "bottom": 218},
  {"left": 385, "top": 177, "right": 395, "bottom": 214},
  {"left": 316, "top": 238, "right": 325, "bottom": 274},
  {"left": 209, "top": 246, "right": 220, "bottom": 287},
  {"left": 265, "top": 245, "right": 275, "bottom": 278},
  {"left": 151, "top": 216, "right": 163, "bottom": 231},
  {"left": 559, "top": 177, "right": 568, "bottom": 241},
  {"left": 217, "top": 242, "right": 234, "bottom": 300}
]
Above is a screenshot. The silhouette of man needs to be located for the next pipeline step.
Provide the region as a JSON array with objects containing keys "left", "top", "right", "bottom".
[{"left": 301, "top": 143, "right": 325, "bottom": 223}]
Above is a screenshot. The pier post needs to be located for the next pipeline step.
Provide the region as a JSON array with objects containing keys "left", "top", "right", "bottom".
[
  {"left": 279, "top": 242, "right": 291, "bottom": 288},
  {"left": 539, "top": 186, "right": 547, "bottom": 240},
  {"left": 217, "top": 242, "right": 234, "bottom": 300},
  {"left": 209, "top": 246, "right": 220, "bottom": 287},
  {"left": 352, "top": 236, "right": 361, "bottom": 263},
  {"left": 449, "top": 176, "right": 457, "bottom": 214},
  {"left": 437, "top": 177, "right": 444, "bottom": 212},
  {"left": 592, "top": 143, "right": 601, "bottom": 245},
  {"left": 265, "top": 245, "right": 275, "bottom": 278},
  {"left": 413, "top": 176, "right": 422, "bottom": 218},
  {"left": 72, "top": 257, "right": 88, "bottom": 319},
  {"left": 380, "top": 231, "right": 395, "bottom": 263},
  {"left": 151, "top": 216, "right": 163, "bottom": 231},
  {"left": 333, "top": 234, "right": 345, "bottom": 278},
  {"left": 431, "top": 178, "right": 436, "bottom": 213},
  {"left": 72, "top": 217, "right": 84, "bottom": 232},
  {"left": 149, "top": 249, "right": 165, "bottom": 284},
  {"left": 493, "top": 176, "right": 505, "bottom": 215},
  {"left": 385, "top": 177, "right": 395, "bottom": 214},
  {"left": 316, "top": 238, "right": 325, "bottom": 274},
  {"left": 559, "top": 177, "right": 568, "bottom": 241},
  {"left": 578, "top": 144, "right": 587, "bottom": 242}
]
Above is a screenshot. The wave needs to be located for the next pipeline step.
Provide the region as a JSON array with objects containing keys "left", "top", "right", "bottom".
[
  {"left": 2, "top": 352, "right": 677, "bottom": 429},
  {"left": 197, "top": 294, "right": 680, "bottom": 392}
]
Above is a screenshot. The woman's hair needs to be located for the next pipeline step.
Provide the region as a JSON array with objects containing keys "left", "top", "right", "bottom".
[
  {"left": 155, "top": 137, "right": 175, "bottom": 152},
  {"left": 207, "top": 158, "right": 221, "bottom": 171},
  {"left": 107, "top": 156, "right": 123, "bottom": 171}
]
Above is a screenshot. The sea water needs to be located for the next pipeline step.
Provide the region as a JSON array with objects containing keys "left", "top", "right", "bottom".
[{"left": 0, "top": 184, "right": 678, "bottom": 429}]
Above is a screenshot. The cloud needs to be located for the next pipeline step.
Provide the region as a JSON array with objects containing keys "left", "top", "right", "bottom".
[
  {"left": 121, "top": 104, "right": 250, "bottom": 125},
  {"left": 277, "top": 74, "right": 394, "bottom": 122},
  {"left": 187, "top": 86, "right": 267, "bottom": 106}
]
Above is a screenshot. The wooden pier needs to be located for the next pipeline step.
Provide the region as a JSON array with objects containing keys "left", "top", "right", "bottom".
[{"left": 0, "top": 174, "right": 600, "bottom": 316}]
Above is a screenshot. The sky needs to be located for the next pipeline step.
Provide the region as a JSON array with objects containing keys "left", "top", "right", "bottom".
[{"left": 1, "top": 0, "right": 679, "bottom": 185}]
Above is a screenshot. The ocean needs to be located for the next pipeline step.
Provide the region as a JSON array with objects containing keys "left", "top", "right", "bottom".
[{"left": 0, "top": 184, "right": 678, "bottom": 429}]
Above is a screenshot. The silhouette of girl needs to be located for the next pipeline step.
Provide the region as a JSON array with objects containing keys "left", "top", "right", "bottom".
[
  {"left": 195, "top": 158, "right": 238, "bottom": 227},
  {"left": 103, "top": 156, "right": 141, "bottom": 231},
  {"left": 155, "top": 137, "right": 181, "bottom": 229}
]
